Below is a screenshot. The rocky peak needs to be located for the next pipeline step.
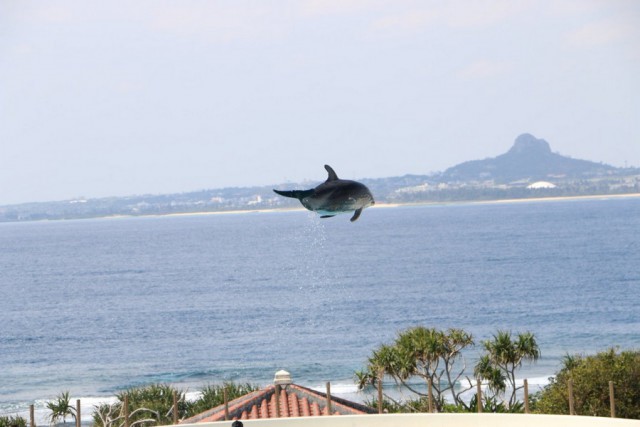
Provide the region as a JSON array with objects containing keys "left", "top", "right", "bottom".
[
  {"left": 508, "top": 133, "right": 552, "bottom": 156},
  {"left": 440, "top": 133, "right": 617, "bottom": 183}
]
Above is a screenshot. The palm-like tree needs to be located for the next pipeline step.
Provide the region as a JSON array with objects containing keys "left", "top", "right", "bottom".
[
  {"left": 355, "top": 326, "right": 474, "bottom": 411},
  {"left": 441, "top": 328, "right": 474, "bottom": 405},
  {"left": 46, "top": 391, "right": 76, "bottom": 425},
  {"left": 475, "top": 330, "right": 540, "bottom": 407}
]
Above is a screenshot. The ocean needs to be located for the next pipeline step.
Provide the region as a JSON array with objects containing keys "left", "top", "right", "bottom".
[{"left": 1, "top": 197, "right": 639, "bottom": 421}]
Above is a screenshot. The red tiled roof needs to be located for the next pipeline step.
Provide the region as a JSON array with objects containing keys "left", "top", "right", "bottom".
[{"left": 181, "top": 384, "right": 375, "bottom": 423}]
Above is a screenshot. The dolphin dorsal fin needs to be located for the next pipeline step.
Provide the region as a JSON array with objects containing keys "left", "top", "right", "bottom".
[{"left": 324, "top": 164, "right": 339, "bottom": 181}]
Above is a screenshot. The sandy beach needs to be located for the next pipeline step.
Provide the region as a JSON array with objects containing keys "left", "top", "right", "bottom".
[{"left": 127, "top": 192, "right": 640, "bottom": 220}]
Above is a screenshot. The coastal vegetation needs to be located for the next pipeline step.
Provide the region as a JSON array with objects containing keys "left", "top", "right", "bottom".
[
  {"left": 355, "top": 327, "right": 475, "bottom": 411},
  {"left": 92, "top": 382, "right": 259, "bottom": 427},
  {"left": 0, "top": 415, "right": 26, "bottom": 427},
  {"left": 93, "top": 384, "right": 185, "bottom": 427},
  {"left": 185, "top": 382, "right": 259, "bottom": 417},
  {"left": 531, "top": 349, "right": 640, "bottom": 419},
  {"left": 46, "top": 392, "right": 76, "bottom": 425},
  {"left": 12, "top": 350, "right": 639, "bottom": 424},
  {"left": 355, "top": 327, "right": 540, "bottom": 413},
  {"left": 357, "top": 329, "right": 640, "bottom": 419},
  {"left": 474, "top": 331, "right": 540, "bottom": 408}
]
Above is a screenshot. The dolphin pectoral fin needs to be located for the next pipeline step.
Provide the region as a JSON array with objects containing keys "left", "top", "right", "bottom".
[
  {"left": 350, "top": 208, "right": 363, "bottom": 222},
  {"left": 273, "top": 189, "right": 315, "bottom": 200},
  {"left": 320, "top": 215, "right": 336, "bottom": 218},
  {"left": 324, "top": 165, "right": 339, "bottom": 182}
]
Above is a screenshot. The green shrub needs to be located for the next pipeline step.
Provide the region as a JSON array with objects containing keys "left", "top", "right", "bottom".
[
  {"left": 0, "top": 415, "right": 27, "bottom": 427},
  {"left": 185, "top": 382, "right": 260, "bottom": 417},
  {"left": 93, "top": 384, "right": 187, "bottom": 427},
  {"left": 46, "top": 391, "right": 76, "bottom": 425},
  {"left": 92, "top": 381, "right": 260, "bottom": 427},
  {"left": 363, "top": 396, "right": 432, "bottom": 413},
  {"left": 474, "top": 331, "right": 540, "bottom": 408},
  {"left": 442, "top": 395, "right": 524, "bottom": 413},
  {"left": 365, "top": 393, "right": 525, "bottom": 414},
  {"left": 355, "top": 327, "right": 474, "bottom": 412},
  {"left": 531, "top": 348, "right": 640, "bottom": 419}
]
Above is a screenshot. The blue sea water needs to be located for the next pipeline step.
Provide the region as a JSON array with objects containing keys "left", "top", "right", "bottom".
[{"left": 1, "top": 197, "right": 639, "bottom": 420}]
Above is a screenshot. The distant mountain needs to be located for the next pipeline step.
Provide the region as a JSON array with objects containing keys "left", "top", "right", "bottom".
[{"left": 440, "top": 133, "right": 618, "bottom": 183}]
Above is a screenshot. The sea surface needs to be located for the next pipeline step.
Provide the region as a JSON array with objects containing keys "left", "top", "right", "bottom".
[{"left": 1, "top": 197, "right": 639, "bottom": 421}]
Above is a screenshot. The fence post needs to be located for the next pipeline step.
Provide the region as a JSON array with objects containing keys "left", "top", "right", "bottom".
[
  {"left": 76, "top": 399, "right": 81, "bottom": 427},
  {"left": 568, "top": 379, "right": 575, "bottom": 415},
  {"left": 29, "top": 404, "right": 35, "bottom": 427},
  {"left": 427, "top": 378, "right": 434, "bottom": 413},
  {"left": 124, "top": 395, "right": 130, "bottom": 427},
  {"left": 173, "top": 390, "right": 178, "bottom": 425},
  {"left": 524, "top": 379, "right": 530, "bottom": 414},
  {"left": 609, "top": 381, "right": 616, "bottom": 418},
  {"left": 224, "top": 387, "right": 230, "bottom": 421},
  {"left": 325, "top": 382, "right": 332, "bottom": 415},
  {"left": 377, "top": 369, "right": 383, "bottom": 414},
  {"left": 477, "top": 380, "right": 482, "bottom": 413}
]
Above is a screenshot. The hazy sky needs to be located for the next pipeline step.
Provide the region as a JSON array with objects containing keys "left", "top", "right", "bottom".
[{"left": 1, "top": 1, "right": 639, "bottom": 205}]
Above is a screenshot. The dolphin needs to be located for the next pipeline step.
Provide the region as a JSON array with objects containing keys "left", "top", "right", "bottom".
[{"left": 273, "top": 165, "right": 375, "bottom": 222}]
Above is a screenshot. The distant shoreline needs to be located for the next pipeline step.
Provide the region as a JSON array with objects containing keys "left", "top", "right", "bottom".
[
  {"left": 134, "top": 192, "right": 640, "bottom": 220},
  {"left": 4, "top": 192, "right": 639, "bottom": 223},
  {"left": 429, "top": 192, "right": 640, "bottom": 206}
]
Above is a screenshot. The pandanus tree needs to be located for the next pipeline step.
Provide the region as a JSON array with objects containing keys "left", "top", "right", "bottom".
[
  {"left": 474, "top": 330, "right": 540, "bottom": 408},
  {"left": 355, "top": 327, "right": 474, "bottom": 411},
  {"left": 93, "top": 384, "right": 184, "bottom": 427},
  {"left": 92, "top": 382, "right": 260, "bottom": 427},
  {"left": 46, "top": 391, "right": 76, "bottom": 425}
]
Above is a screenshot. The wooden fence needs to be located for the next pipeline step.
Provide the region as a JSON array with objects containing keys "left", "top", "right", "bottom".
[
  {"left": 374, "top": 377, "right": 620, "bottom": 417},
  {"left": 24, "top": 378, "right": 620, "bottom": 426}
]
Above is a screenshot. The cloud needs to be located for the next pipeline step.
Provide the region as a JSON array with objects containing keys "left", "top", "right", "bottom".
[
  {"left": 300, "top": 0, "right": 378, "bottom": 17},
  {"left": 2, "top": 1, "right": 292, "bottom": 45},
  {"left": 441, "top": 0, "right": 533, "bottom": 29},
  {"left": 371, "top": 9, "right": 437, "bottom": 33},
  {"left": 567, "top": 19, "right": 636, "bottom": 48},
  {"left": 147, "top": 3, "right": 291, "bottom": 43},
  {"left": 9, "top": 43, "right": 34, "bottom": 55},
  {"left": 9, "top": 1, "right": 120, "bottom": 25},
  {"left": 457, "top": 59, "right": 514, "bottom": 80},
  {"left": 369, "top": 0, "right": 533, "bottom": 35}
]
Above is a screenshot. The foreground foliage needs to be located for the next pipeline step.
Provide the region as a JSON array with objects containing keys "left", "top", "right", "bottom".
[
  {"left": 442, "top": 395, "right": 524, "bottom": 413},
  {"left": 355, "top": 327, "right": 474, "bottom": 412},
  {"left": 186, "top": 382, "right": 259, "bottom": 417},
  {"left": 93, "top": 384, "right": 184, "bottom": 427},
  {"left": 0, "top": 415, "right": 27, "bottom": 427},
  {"left": 91, "top": 382, "right": 259, "bottom": 427},
  {"left": 356, "top": 326, "right": 540, "bottom": 412},
  {"left": 532, "top": 349, "right": 640, "bottom": 419},
  {"left": 46, "top": 391, "right": 76, "bottom": 425},
  {"left": 365, "top": 394, "right": 525, "bottom": 414},
  {"left": 474, "top": 330, "right": 540, "bottom": 407}
]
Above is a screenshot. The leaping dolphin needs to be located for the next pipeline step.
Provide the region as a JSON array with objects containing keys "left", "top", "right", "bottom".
[{"left": 273, "top": 165, "right": 375, "bottom": 222}]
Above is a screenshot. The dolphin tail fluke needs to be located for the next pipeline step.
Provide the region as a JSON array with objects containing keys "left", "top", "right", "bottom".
[
  {"left": 350, "top": 208, "right": 363, "bottom": 222},
  {"left": 273, "top": 189, "right": 315, "bottom": 200}
]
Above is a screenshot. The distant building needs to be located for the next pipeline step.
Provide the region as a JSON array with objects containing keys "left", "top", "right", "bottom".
[{"left": 527, "top": 181, "right": 557, "bottom": 189}]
